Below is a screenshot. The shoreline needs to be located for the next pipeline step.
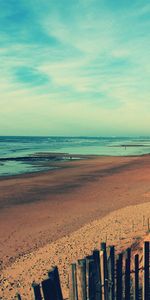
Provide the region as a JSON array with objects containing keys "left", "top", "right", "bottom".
[
  {"left": 0, "top": 153, "right": 90, "bottom": 179},
  {"left": 0, "top": 152, "right": 150, "bottom": 179}
]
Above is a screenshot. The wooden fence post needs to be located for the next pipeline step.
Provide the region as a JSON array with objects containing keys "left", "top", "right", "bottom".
[
  {"left": 100, "top": 250, "right": 105, "bottom": 300},
  {"left": 48, "top": 266, "right": 63, "bottom": 300},
  {"left": 41, "top": 277, "right": 57, "bottom": 300},
  {"left": 93, "top": 249, "right": 102, "bottom": 300},
  {"left": 100, "top": 249, "right": 108, "bottom": 300},
  {"left": 101, "top": 242, "right": 108, "bottom": 300},
  {"left": 107, "top": 246, "right": 115, "bottom": 300},
  {"left": 77, "top": 259, "right": 87, "bottom": 300},
  {"left": 101, "top": 242, "right": 106, "bottom": 251},
  {"left": 125, "top": 248, "right": 131, "bottom": 300},
  {"left": 143, "top": 241, "right": 149, "bottom": 300},
  {"left": 32, "top": 282, "right": 42, "bottom": 300},
  {"left": 134, "top": 254, "right": 139, "bottom": 300},
  {"left": 69, "top": 263, "right": 78, "bottom": 300},
  {"left": 116, "top": 253, "right": 123, "bottom": 300},
  {"left": 86, "top": 258, "right": 96, "bottom": 300},
  {"left": 16, "top": 294, "right": 22, "bottom": 300}
]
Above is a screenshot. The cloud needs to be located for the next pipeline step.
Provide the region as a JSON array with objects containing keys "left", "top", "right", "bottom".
[{"left": 0, "top": 0, "right": 150, "bottom": 135}]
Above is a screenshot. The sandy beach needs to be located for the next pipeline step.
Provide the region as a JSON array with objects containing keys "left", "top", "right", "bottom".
[
  {"left": 1, "top": 203, "right": 150, "bottom": 300},
  {"left": 0, "top": 154, "right": 150, "bottom": 299}
]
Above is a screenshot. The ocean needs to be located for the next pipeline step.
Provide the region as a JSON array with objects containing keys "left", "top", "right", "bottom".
[{"left": 0, "top": 136, "right": 150, "bottom": 176}]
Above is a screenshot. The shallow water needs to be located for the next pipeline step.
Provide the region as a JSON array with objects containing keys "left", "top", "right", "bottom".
[
  {"left": 0, "top": 160, "right": 53, "bottom": 176},
  {"left": 0, "top": 136, "right": 150, "bottom": 176}
]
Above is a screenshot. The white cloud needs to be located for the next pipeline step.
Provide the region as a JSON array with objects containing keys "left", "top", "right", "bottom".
[{"left": 0, "top": 0, "right": 150, "bottom": 135}]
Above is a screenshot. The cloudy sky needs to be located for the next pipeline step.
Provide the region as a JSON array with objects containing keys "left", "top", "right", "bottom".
[{"left": 0, "top": 0, "right": 150, "bottom": 136}]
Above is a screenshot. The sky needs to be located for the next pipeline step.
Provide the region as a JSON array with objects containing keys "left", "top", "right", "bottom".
[{"left": 0, "top": 0, "right": 150, "bottom": 136}]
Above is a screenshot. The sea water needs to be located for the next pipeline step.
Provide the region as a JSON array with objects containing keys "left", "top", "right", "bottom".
[{"left": 0, "top": 136, "right": 150, "bottom": 176}]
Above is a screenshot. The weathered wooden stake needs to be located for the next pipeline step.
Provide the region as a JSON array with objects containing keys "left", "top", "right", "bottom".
[
  {"left": 107, "top": 246, "right": 115, "bottom": 300},
  {"left": 48, "top": 266, "right": 63, "bottom": 300},
  {"left": 93, "top": 249, "right": 102, "bottom": 300},
  {"left": 143, "top": 241, "right": 149, "bottom": 300},
  {"left": 101, "top": 242, "right": 106, "bottom": 252},
  {"left": 134, "top": 254, "right": 139, "bottom": 300},
  {"left": 42, "top": 277, "right": 57, "bottom": 300},
  {"left": 116, "top": 253, "right": 123, "bottom": 300},
  {"left": 86, "top": 258, "right": 96, "bottom": 300},
  {"left": 125, "top": 248, "right": 131, "bottom": 300},
  {"left": 77, "top": 259, "right": 87, "bottom": 300},
  {"left": 100, "top": 250, "right": 105, "bottom": 300},
  {"left": 100, "top": 248, "right": 108, "bottom": 300},
  {"left": 16, "top": 294, "right": 22, "bottom": 300},
  {"left": 69, "top": 263, "right": 78, "bottom": 300},
  {"left": 102, "top": 243, "right": 109, "bottom": 300},
  {"left": 32, "top": 282, "right": 42, "bottom": 300}
]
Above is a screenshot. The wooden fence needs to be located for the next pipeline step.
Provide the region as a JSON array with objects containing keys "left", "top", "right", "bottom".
[{"left": 16, "top": 241, "right": 149, "bottom": 300}]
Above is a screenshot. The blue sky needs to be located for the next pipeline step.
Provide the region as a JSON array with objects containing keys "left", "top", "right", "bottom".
[{"left": 0, "top": 0, "right": 150, "bottom": 136}]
